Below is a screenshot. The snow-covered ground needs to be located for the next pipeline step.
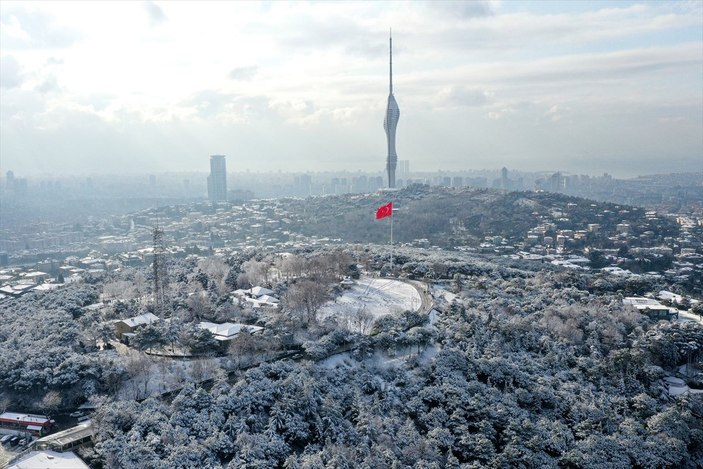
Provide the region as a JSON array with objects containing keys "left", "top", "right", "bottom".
[
  {"left": 319, "top": 344, "right": 440, "bottom": 370},
  {"left": 318, "top": 276, "right": 422, "bottom": 322},
  {"left": 115, "top": 350, "right": 222, "bottom": 400},
  {"left": 677, "top": 309, "right": 703, "bottom": 324},
  {"left": 664, "top": 375, "right": 703, "bottom": 397}
]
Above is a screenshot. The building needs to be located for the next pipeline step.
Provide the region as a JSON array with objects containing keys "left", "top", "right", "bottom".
[
  {"left": 0, "top": 412, "right": 54, "bottom": 436},
  {"left": 397, "top": 160, "right": 410, "bottom": 181},
  {"left": 207, "top": 155, "right": 227, "bottom": 202},
  {"left": 33, "top": 421, "right": 94, "bottom": 453},
  {"left": 383, "top": 33, "right": 400, "bottom": 189},
  {"left": 198, "top": 322, "right": 264, "bottom": 342},
  {"left": 114, "top": 312, "right": 160, "bottom": 340},
  {"left": 8, "top": 450, "right": 90, "bottom": 469},
  {"left": 623, "top": 297, "right": 678, "bottom": 320},
  {"left": 198, "top": 322, "right": 264, "bottom": 353}
]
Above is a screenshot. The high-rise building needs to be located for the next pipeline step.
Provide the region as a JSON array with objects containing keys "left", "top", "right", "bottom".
[
  {"left": 384, "top": 32, "right": 400, "bottom": 189},
  {"left": 207, "top": 155, "right": 227, "bottom": 202},
  {"left": 397, "top": 160, "right": 410, "bottom": 180}
]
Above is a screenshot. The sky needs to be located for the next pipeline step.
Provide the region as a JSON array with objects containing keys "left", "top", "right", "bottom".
[{"left": 1, "top": 0, "right": 701, "bottom": 178}]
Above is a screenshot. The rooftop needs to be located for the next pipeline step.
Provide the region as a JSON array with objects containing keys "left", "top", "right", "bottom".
[{"left": 8, "top": 450, "right": 90, "bottom": 469}]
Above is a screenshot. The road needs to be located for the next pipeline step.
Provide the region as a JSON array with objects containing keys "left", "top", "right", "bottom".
[{"left": 401, "top": 278, "right": 434, "bottom": 314}]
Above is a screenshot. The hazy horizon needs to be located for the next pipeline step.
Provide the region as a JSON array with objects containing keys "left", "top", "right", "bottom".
[
  {"left": 1, "top": 1, "right": 702, "bottom": 178},
  {"left": 4, "top": 168, "right": 702, "bottom": 182}
]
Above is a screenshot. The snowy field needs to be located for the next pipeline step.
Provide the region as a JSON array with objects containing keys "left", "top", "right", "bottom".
[{"left": 318, "top": 276, "right": 422, "bottom": 322}]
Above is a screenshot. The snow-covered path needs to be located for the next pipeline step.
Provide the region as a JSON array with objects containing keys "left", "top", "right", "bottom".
[{"left": 318, "top": 276, "right": 422, "bottom": 321}]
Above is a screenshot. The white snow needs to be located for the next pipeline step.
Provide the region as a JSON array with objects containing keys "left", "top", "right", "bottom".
[
  {"left": 664, "top": 375, "right": 703, "bottom": 397},
  {"left": 319, "top": 352, "right": 358, "bottom": 369},
  {"left": 115, "top": 351, "right": 222, "bottom": 400},
  {"left": 318, "top": 276, "right": 422, "bottom": 321},
  {"left": 677, "top": 310, "right": 703, "bottom": 324}
]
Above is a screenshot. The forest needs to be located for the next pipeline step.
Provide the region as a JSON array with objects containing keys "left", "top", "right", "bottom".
[
  {"left": 1, "top": 244, "right": 700, "bottom": 468},
  {"left": 282, "top": 185, "right": 682, "bottom": 248}
]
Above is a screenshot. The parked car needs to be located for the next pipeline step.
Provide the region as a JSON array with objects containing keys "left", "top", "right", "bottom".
[
  {"left": 69, "top": 411, "right": 84, "bottom": 418},
  {"left": 8, "top": 436, "right": 19, "bottom": 446},
  {"left": 18, "top": 438, "right": 26, "bottom": 446},
  {"left": 0, "top": 434, "right": 12, "bottom": 444}
]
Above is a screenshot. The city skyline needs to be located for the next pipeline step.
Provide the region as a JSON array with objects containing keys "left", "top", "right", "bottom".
[{"left": 1, "top": 1, "right": 702, "bottom": 177}]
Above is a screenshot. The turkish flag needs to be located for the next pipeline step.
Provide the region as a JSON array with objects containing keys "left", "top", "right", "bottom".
[{"left": 375, "top": 202, "right": 393, "bottom": 219}]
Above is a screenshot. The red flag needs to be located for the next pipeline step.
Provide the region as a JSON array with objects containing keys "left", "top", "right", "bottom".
[{"left": 375, "top": 202, "right": 393, "bottom": 219}]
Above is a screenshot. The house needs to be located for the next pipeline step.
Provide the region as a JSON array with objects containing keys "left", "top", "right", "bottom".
[
  {"left": 22, "top": 271, "right": 50, "bottom": 284},
  {"left": 232, "top": 286, "right": 280, "bottom": 309},
  {"left": 249, "top": 286, "right": 275, "bottom": 298},
  {"left": 198, "top": 322, "right": 264, "bottom": 352},
  {"left": 244, "top": 294, "right": 280, "bottom": 309},
  {"left": 0, "top": 283, "right": 37, "bottom": 297},
  {"left": 114, "top": 313, "right": 160, "bottom": 340},
  {"left": 623, "top": 297, "right": 678, "bottom": 320},
  {"left": 658, "top": 290, "right": 684, "bottom": 304}
]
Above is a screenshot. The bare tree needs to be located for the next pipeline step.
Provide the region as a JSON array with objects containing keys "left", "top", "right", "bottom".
[
  {"left": 187, "top": 292, "right": 211, "bottom": 321},
  {"left": 238, "top": 259, "right": 271, "bottom": 288},
  {"left": 344, "top": 308, "right": 375, "bottom": 334},
  {"left": 198, "top": 257, "right": 230, "bottom": 295},
  {"left": 283, "top": 279, "right": 329, "bottom": 324},
  {"left": 190, "top": 358, "right": 221, "bottom": 383},
  {"left": 103, "top": 280, "right": 138, "bottom": 300},
  {"left": 125, "top": 352, "right": 152, "bottom": 400},
  {"left": 329, "top": 250, "right": 353, "bottom": 279},
  {"left": 275, "top": 254, "right": 304, "bottom": 281},
  {"left": 40, "top": 390, "right": 62, "bottom": 416}
]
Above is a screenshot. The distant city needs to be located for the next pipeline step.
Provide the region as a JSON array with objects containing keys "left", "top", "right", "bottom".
[
  {"left": 0, "top": 163, "right": 701, "bottom": 266},
  {"left": 2, "top": 165, "right": 701, "bottom": 206}
]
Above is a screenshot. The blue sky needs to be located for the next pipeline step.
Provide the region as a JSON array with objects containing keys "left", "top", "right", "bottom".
[{"left": 1, "top": 0, "right": 701, "bottom": 177}]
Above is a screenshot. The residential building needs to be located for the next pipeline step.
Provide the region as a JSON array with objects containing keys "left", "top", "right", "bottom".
[{"left": 207, "top": 155, "right": 227, "bottom": 202}]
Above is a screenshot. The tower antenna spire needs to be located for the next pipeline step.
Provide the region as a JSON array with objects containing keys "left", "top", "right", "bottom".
[
  {"left": 384, "top": 28, "right": 399, "bottom": 189},
  {"left": 389, "top": 28, "right": 393, "bottom": 95}
]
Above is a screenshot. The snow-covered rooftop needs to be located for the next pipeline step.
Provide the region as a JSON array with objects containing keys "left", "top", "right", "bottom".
[
  {"left": 117, "top": 312, "right": 160, "bottom": 328},
  {"left": 198, "top": 322, "right": 264, "bottom": 340},
  {"left": 250, "top": 286, "right": 275, "bottom": 298},
  {"left": 8, "top": 450, "right": 90, "bottom": 469}
]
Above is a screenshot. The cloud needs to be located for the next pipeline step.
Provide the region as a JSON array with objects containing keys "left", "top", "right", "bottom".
[
  {"left": 345, "top": 41, "right": 386, "bottom": 59},
  {"left": 35, "top": 75, "right": 59, "bottom": 94},
  {"left": 545, "top": 104, "right": 571, "bottom": 122},
  {"left": 183, "top": 90, "right": 235, "bottom": 118},
  {"left": 143, "top": 1, "right": 166, "bottom": 26},
  {"left": 438, "top": 86, "right": 491, "bottom": 107},
  {"left": 0, "top": 7, "right": 81, "bottom": 50},
  {"left": 228, "top": 66, "right": 258, "bottom": 81},
  {"left": 427, "top": 0, "right": 497, "bottom": 19},
  {"left": 0, "top": 1, "right": 700, "bottom": 177},
  {"left": 0, "top": 55, "right": 22, "bottom": 88}
]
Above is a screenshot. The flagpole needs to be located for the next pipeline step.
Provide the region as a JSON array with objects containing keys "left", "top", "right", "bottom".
[{"left": 390, "top": 206, "right": 393, "bottom": 274}]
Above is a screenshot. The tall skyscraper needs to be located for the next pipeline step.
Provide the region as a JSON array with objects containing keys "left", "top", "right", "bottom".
[
  {"left": 384, "top": 32, "right": 400, "bottom": 189},
  {"left": 207, "top": 155, "right": 227, "bottom": 202}
]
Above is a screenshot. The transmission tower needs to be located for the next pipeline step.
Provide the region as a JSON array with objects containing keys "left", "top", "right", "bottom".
[{"left": 152, "top": 225, "right": 168, "bottom": 315}]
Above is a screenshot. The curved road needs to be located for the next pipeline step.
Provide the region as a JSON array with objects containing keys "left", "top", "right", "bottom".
[{"left": 401, "top": 278, "right": 434, "bottom": 314}]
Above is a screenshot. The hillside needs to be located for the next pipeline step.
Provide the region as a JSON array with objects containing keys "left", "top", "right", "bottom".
[{"left": 283, "top": 185, "right": 680, "bottom": 248}]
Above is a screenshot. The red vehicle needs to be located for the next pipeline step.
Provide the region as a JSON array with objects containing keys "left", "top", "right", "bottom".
[{"left": 0, "top": 412, "right": 54, "bottom": 436}]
